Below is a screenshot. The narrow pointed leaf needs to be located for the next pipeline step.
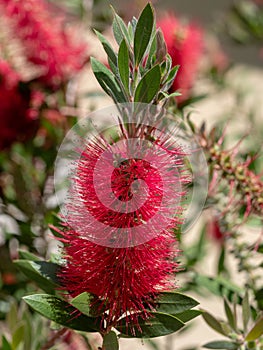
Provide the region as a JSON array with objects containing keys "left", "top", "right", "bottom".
[
  {"left": 91, "top": 57, "right": 126, "bottom": 103},
  {"left": 203, "top": 341, "right": 239, "bottom": 349},
  {"left": 2, "top": 336, "right": 12, "bottom": 350},
  {"left": 202, "top": 311, "right": 228, "bottom": 336},
  {"left": 146, "top": 32, "right": 157, "bottom": 68},
  {"left": 117, "top": 312, "right": 184, "bottom": 338},
  {"left": 245, "top": 317, "right": 263, "bottom": 341},
  {"left": 94, "top": 30, "right": 117, "bottom": 66},
  {"left": 18, "top": 250, "right": 40, "bottom": 261},
  {"left": 12, "top": 322, "right": 25, "bottom": 349},
  {"left": 242, "top": 291, "right": 250, "bottom": 331},
  {"left": 134, "top": 3, "right": 154, "bottom": 65},
  {"left": 156, "top": 292, "right": 199, "bottom": 314},
  {"left": 163, "top": 65, "right": 179, "bottom": 90},
  {"left": 112, "top": 12, "right": 130, "bottom": 46},
  {"left": 103, "top": 331, "right": 119, "bottom": 350},
  {"left": 224, "top": 298, "right": 236, "bottom": 330},
  {"left": 23, "top": 294, "right": 100, "bottom": 332},
  {"left": 134, "top": 65, "right": 161, "bottom": 103},
  {"left": 118, "top": 39, "right": 130, "bottom": 93}
]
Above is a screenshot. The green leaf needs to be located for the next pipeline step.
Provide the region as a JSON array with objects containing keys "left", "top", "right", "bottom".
[
  {"left": 70, "top": 292, "right": 92, "bottom": 317},
  {"left": 203, "top": 341, "right": 239, "bottom": 349},
  {"left": 224, "top": 298, "right": 236, "bottom": 331},
  {"left": 134, "top": 3, "right": 154, "bottom": 66},
  {"left": 12, "top": 322, "right": 25, "bottom": 349},
  {"left": 173, "top": 310, "right": 202, "bottom": 323},
  {"left": 112, "top": 11, "right": 130, "bottom": 46},
  {"left": 145, "top": 32, "right": 157, "bottom": 68},
  {"left": 91, "top": 57, "right": 126, "bottom": 103},
  {"left": 14, "top": 260, "right": 60, "bottom": 294},
  {"left": 202, "top": 311, "right": 228, "bottom": 336},
  {"left": 7, "top": 301, "right": 18, "bottom": 332},
  {"left": 18, "top": 250, "right": 40, "bottom": 261},
  {"left": 242, "top": 291, "right": 250, "bottom": 331},
  {"left": 193, "top": 275, "right": 243, "bottom": 302},
  {"left": 117, "top": 312, "right": 184, "bottom": 338},
  {"left": 23, "top": 294, "right": 100, "bottom": 332},
  {"left": 1, "top": 336, "right": 12, "bottom": 350},
  {"left": 163, "top": 65, "right": 179, "bottom": 90},
  {"left": 103, "top": 331, "right": 119, "bottom": 350},
  {"left": 94, "top": 30, "right": 117, "bottom": 67},
  {"left": 134, "top": 65, "right": 161, "bottom": 103},
  {"left": 245, "top": 317, "right": 263, "bottom": 341},
  {"left": 118, "top": 39, "right": 130, "bottom": 94},
  {"left": 156, "top": 292, "right": 199, "bottom": 315}
]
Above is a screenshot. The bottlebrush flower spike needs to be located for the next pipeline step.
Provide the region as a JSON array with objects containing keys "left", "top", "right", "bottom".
[
  {"left": 57, "top": 126, "right": 187, "bottom": 333},
  {"left": 157, "top": 14, "right": 204, "bottom": 104},
  {"left": 1, "top": 0, "right": 88, "bottom": 89}
]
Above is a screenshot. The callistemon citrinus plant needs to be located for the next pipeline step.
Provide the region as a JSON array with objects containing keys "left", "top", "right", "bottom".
[{"left": 18, "top": 3, "right": 201, "bottom": 348}]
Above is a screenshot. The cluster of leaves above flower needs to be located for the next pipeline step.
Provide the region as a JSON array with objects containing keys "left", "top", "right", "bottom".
[
  {"left": 15, "top": 249, "right": 201, "bottom": 344},
  {"left": 91, "top": 3, "right": 180, "bottom": 106}
]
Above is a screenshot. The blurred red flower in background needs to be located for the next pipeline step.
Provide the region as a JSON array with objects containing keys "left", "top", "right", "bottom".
[
  {"left": 0, "top": 0, "right": 88, "bottom": 89},
  {"left": 157, "top": 14, "right": 204, "bottom": 104},
  {"left": 0, "top": 60, "right": 41, "bottom": 150}
]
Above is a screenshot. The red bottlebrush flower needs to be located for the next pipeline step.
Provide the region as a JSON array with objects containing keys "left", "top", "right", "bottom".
[
  {"left": 0, "top": 60, "right": 40, "bottom": 150},
  {"left": 157, "top": 14, "right": 203, "bottom": 103},
  {"left": 1, "top": 0, "right": 88, "bottom": 89},
  {"left": 57, "top": 128, "right": 188, "bottom": 332}
]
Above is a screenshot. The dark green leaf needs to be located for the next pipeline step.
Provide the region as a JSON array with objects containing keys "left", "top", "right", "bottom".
[
  {"left": 103, "top": 331, "right": 119, "bottom": 350},
  {"left": 156, "top": 292, "right": 199, "bottom": 315},
  {"left": 202, "top": 311, "right": 228, "bottom": 336},
  {"left": 203, "top": 341, "right": 239, "bottom": 349},
  {"left": 134, "top": 3, "right": 154, "bottom": 66},
  {"left": 117, "top": 312, "right": 184, "bottom": 338},
  {"left": 70, "top": 292, "right": 92, "bottom": 317},
  {"left": 134, "top": 65, "right": 161, "bottom": 103},
  {"left": 245, "top": 317, "right": 263, "bottom": 341},
  {"left": 242, "top": 291, "right": 250, "bottom": 331},
  {"left": 91, "top": 57, "right": 126, "bottom": 103},
  {"left": 23, "top": 294, "right": 100, "bottom": 332},
  {"left": 14, "top": 260, "right": 60, "bottom": 294},
  {"left": 173, "top": 310, "right": 202, "bottom": 323},
  {"left": 224, "top": 298, "right": 236, "bottom": 331},
  {"left": 118, "top": 39, "right": 130, "bottom": 93}
]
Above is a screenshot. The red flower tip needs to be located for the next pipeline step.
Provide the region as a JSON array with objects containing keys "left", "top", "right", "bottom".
[{"left": 157, "top": 14, "right": 204, "bottom": 103}]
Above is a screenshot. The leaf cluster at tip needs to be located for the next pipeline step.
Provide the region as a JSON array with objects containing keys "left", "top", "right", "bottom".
[{"left": 91, "top": 3, "right": 180, "bottom": 106}]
